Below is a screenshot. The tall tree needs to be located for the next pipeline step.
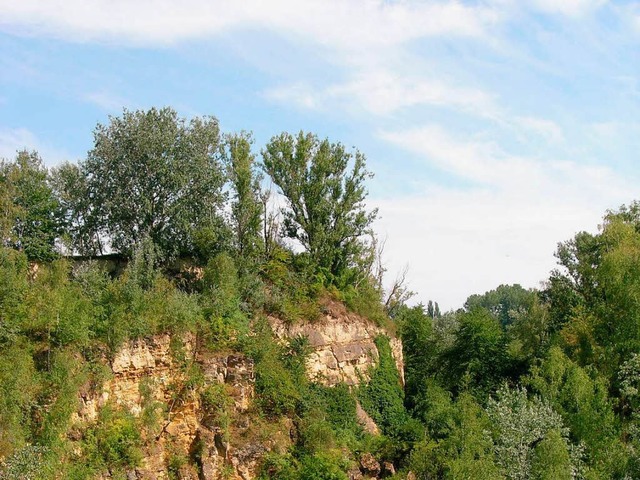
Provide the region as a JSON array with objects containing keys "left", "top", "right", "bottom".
[
  {"left": 50, "top": 161, "right": 103, "bottom": 255},
  {"left": 224, "top": 132, "right": 263, "bottom": 260},
  {"left": 261, "top": 131, "right": 377, "bottom": 281},
  {"left": 0, "top": 150, "right": 60, "bottom": 262},
  {"left": 465, "top": 284, "right": 536, "bottom": 328},
  {"left": 444, "top": 308, "right": 508, "bottom": 396},
  {"left": 82, "top": 107, "right": 226, "bottom": 258}
]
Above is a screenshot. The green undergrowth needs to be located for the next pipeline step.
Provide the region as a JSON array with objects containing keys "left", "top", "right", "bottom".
[{"left": 0, "top": 244, "right": 397, "bottom": 478}]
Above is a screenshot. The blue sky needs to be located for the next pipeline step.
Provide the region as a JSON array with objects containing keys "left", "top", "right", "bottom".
[{"left": 1, "top": 0, "right": 639, "bottom": 309}]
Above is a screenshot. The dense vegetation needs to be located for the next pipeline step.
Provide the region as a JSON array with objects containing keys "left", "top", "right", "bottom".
[{"left": 2, "top": 107, "right": 640, "bottom": 479}]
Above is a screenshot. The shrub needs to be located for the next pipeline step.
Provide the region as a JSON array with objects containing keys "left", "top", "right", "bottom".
[
  {"left": 298, "top": 453, "right": 348, "bottom": 480},
  {"left": 84, "top": 406, "right": 143, "bottom": 472}
]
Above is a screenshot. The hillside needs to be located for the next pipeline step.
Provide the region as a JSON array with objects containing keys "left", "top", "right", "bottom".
[
  {"left": 5, "top": 108, "right": 640, "bottom": 479},
  {"left": 68, "top": 299, "right": 400, "bottom": 480}
]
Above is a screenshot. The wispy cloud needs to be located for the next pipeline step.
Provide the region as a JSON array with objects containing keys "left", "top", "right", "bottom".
[
  {"left": 374, "top": 123, "right": 634, "bottom": 308},
  {"left": 513, "top": 116, "right": 565, "bottom": 143},
  {"left": 263, "top": 84, "right": 322, "bottom": 111},
  {"left": 528, "top": 0, "right": 607, "bottom": 17},
  {"left": 82, "top": 90, "right": 131, "bottom": 112},
  {"left": 264, "top": 72, "right": 497, "bottom": 117},
  {"left": 0, "top": 1, "right": 500, "bottom": 48},
  {"left": 0, "top": 127, "right": 73, "bottom": 166},
  {"left": 381, "top": 124, "right": 623, "bottom": 195}
]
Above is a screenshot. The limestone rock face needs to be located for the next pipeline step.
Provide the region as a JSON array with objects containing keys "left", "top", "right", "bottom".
[
  {"left": 72, "top": 300, "right": 403, "bottom": 479},
  {"left": 269, "top": 300, "right": 404, "bottom": 386},
  {"left": 74, "top": 334, "right": 270, "bottom": 480}
]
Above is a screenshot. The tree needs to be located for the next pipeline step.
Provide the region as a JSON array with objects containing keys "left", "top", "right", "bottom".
[
  {"left": 444, "top": 308, "right": 508, "bottom": 396},
  {"left": 486, "top": 385, "right": 575, "bottom": 480},
  {"left": 224, "top": 132, "right": 263, "bottom": 260},
  {"left": 81, "top": 107, "right": 226, "bottom": 258},
  {"left": 526, "top": 346, "right": 625, "bottom": 477},
  {"left": 417, "top": 393, "right": 502, "bottom": 479},
  {"left": 50, "top": 161, "right": 103, "bottom": 255},
  {"left": 0, "top": 150, "right": 60, "bottom": 262},
  {"left": 399, "top": 304, "right": 436, "bottom": 408},
  {"left": 465, "top": 284, "right": 536, "bottom": 328},
  {"left": 261, "top": 131, "right": 377, "bottom": 281}
]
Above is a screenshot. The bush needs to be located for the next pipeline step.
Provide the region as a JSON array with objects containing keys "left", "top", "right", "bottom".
[
  {"left": 298, "top": 453, "right": 348, "bottom": 480},
  {"left": 358, "top": 336, "right": 410, "bottom": 436},
  {"left": 83, "top": 406, "right": 143, "bottom": 473}
]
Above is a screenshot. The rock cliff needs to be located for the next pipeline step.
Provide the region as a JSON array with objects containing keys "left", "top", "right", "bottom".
[
  {"left": 73, "top": 303, "right": 403, "bottom": 479},
  {"left": 269, "top": 299, "right": 404, "bottom": 387}
]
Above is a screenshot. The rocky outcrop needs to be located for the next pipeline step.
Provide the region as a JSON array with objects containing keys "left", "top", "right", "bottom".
[
  {"left": 269, "top": 299, "right": 404, "bottom": 386},
  {"left": 74, "top": 334, "right": 275, "bottom": 480},
  {"left": 73, "top": 300, "right": 403, "bottom": 479}
]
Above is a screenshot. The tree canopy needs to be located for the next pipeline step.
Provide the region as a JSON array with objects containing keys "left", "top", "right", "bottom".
[
  {"left": 0, "top": 150, "right": 60, "bottom": 262},
  {"left": 81, "top": 107, "right": 226, "bottom": 258},
  {"left": 262, "top": 131, "right": 377, "bottom": 282}
]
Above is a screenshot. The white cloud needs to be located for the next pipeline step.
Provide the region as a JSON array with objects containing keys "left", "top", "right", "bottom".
[
  {"left": 514, "top": 116, "right": 564, "bottom": 143},
  {"left": 529, "top": 0, "right": 606, "bottom": 17},
  {"left": 381, "top": 125, "right": 540, "bottom": 187},
  {"left": 0, "top": 127, "right": 39, "bottom": 159},
  {"left": 374, "top": 124, "right": 635, "bottom": 309},
  {"left": 82, "top": 91, "right": 131, "bottom": 112},
  {"left": 0, "top": 0, "right": 507, "bottom": 122},
  {"left": 263, "top": 84, "right": 322, "bottom": 111},
  {"left": 265, "top": 71, "right": 497, "bottom": 117},
  {"left": 329, "top": 71, "right": 497, "bottom": 116},
  {"left": 0, "top": 127, "right": 73, "bottom": 166},
  {"left": 0, "top": 0, "right": 499, "bottom": 48}
]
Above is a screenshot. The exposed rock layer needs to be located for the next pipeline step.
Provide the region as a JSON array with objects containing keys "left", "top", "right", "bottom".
[
  {"left": 269, "top": 300, "right": 404, "bottom": 386},
  {"left": 75, "top": 303, "right": 403, "bottom": 479}
]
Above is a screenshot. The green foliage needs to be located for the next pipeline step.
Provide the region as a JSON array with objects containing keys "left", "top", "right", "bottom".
[
  {"left": 0, "top": 444, "right": 49, "bottom": 480},
  {"left": 411, "top": 378, "right": 456, "bottom": 440},
  {"left": 443, "top": 307, "right": 508, "bottom": 396},
  {"left": 248, "top": 322, "right": 305, "bottom": 417},
  {"left": 0, "top": 343, "right": 38, "bottom": 457},
  {"left": 200, "top": 383, "right": 232, "bottom": 440},
  {"left": 224, "top": 132, "right": 264, "bottom": 261},
  {"left": 465, "top": 284, "right": 536, "bottom": 328},
  {"left": 200, "top": 252, "right": 248, "bottom": 349},
  {"left": 526, "top": 346, "right": 624, "bottom": 477},
  {"left": 262, "top": 131, "right": 377, "bottom": 282},
  {"left": 50, "top": 161, "right": 101, "bottom": 255},
  {"left": 139, "top": 377, "right": 165, "bottom": 434},
  {"left": 298, "top": 413, "right": 337, "bottom": 454},
  {"left": 261, "top": 247, "right": 321, "bottom": 323},
  {"left": 0, "top": 248, "right": 28, "bottom": 345},
  {"left": 37, "top": 350, "right": 88, "bottom": 446},
  {"left": 545, "top": 210, "right": 640, "bottom": 376},
  {"left": 530, "top": 429, "right": 574, "bottom": 480},
  {"left": 260, "top": 451, "right": 349, "bottom": 480},
  {"left": 359, "top": 336, "right": 422, "bottom": 460},
  {"left": 298, "top": 454, "right": 348, "bottom": 480},
  {"left": 507, "top": 296, "right": 552, "bottom": 364},
  {"left": 619, "top": 353, "right": 640, "bottom": 412},
  {"left": 259, "top": 452, "right": 299, "bottom": 480},
  {"left": 409, "top": 393, "right": 501, "bottom": 480},
  {"left": 1, "top": 150, "right": 61, "bottom": 261},
  {"left": 203, "top": 252, "right": 240, "bottom": 318},
  {"left": 398, "top": 304, "right": 436, "bottom": 409},
  {"left": 82, "top": 406, "right": 143, "bottom": 473},
  {"left": 81, "top": 107, "right": 226, "bottom": 258},
  {"left": 339, "top": 276, "right": 387, "bottom": 327},
  {"left": 304, "top": 384, "right": 360, "bottom": 434},
  {"left": 486, "top": 385, "right": 575, "bottom": 480}
]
